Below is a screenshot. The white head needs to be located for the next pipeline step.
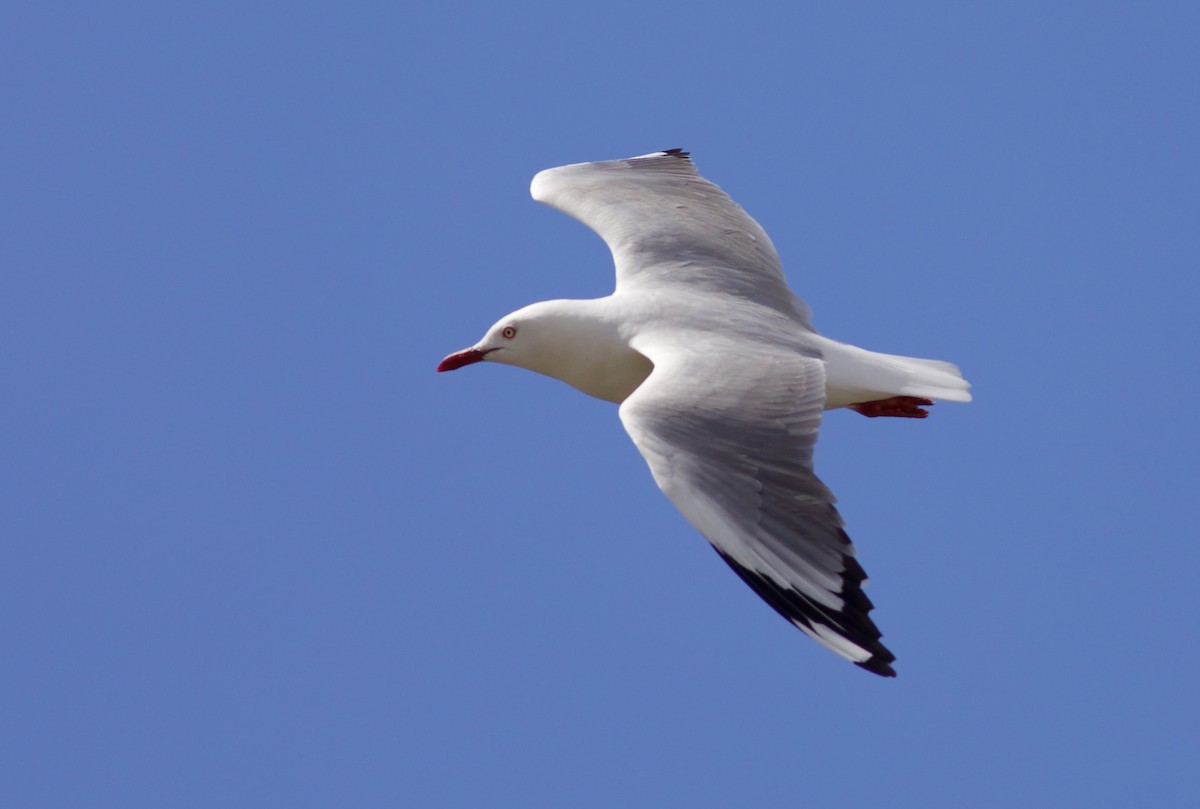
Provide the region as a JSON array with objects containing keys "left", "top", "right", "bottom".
[
  {"left": 436, "top": 301, "right": 569, "bottom": 375},
  {"left": 437, "top": 298, "right": 651, "bottom": 403}
]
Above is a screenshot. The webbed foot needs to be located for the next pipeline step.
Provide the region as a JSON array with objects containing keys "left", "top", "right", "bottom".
[{"left": 848, "top": 396, "right": 934, "bottom": 418}]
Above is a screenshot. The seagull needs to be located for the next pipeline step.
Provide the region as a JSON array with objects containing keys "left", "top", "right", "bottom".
[{"left": 438, "top": 149, "right": 970, "bottom": 676}]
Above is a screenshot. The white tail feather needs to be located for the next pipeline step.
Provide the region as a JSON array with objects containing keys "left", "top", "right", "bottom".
[
  {"left": 893, "top": 356, "right": 972, "bottom": 402},
  {"left": 819, "top": 338, "right": 972, "bottom": 409}
]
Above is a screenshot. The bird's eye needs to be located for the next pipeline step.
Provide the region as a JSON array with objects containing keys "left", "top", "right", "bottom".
[{"left": 501, "top": 326, "right": 517, "bottom": 339}]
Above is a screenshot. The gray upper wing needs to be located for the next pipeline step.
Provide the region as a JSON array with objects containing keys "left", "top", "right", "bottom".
[
  {"left": 618, "top": 341, "right": 894, "bottom": 676},
  {"left": 531, "top": 150, "right": 812, "bottom": 324}
]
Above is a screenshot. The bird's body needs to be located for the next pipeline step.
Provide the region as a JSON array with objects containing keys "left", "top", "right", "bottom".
[
  {"left": 488, "top": 293, "right": 968, "bottom": 409},
  {"left": 438, "top": 150, "right": 970, "bottom": 676}
]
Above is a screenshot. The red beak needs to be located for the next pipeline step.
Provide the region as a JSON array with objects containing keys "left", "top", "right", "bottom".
[{"left": 437, "top": 347, "right": 495, "bottom": 372}]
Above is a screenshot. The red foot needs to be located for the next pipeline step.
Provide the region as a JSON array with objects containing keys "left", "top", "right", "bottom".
[{"left": 849, "top": 396, "right": 934, "bottom": 419}]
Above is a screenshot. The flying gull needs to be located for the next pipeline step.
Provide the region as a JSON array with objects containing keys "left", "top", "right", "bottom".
[{"left": 438, "top": 149, "right": 971, "bottom": 676}]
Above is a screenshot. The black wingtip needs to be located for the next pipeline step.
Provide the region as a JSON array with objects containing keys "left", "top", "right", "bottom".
[
  {"left": 856, "top": 655, "right": 898, "bottom": 678},
  {"left": 714, "top": 547, "right": 897, "bottom": 678},
  {"left": 661, "top": 148, "right": 691, "bottom": 159}
]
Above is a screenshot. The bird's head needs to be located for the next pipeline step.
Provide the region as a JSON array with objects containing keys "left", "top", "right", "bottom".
[
  {"left": 436, "top": 298, "right": 649, "bottom": 403},
  {"left": 436, "top": 301, "right": 568, "bottom": 375}
]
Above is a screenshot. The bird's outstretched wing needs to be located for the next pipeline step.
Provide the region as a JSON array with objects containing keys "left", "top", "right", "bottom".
[
  {"left": 618, "top": 340, "right": 895, "bottom": 676},
  {"left": 531, "top": 150, "right": 812, "bottom": 325}
]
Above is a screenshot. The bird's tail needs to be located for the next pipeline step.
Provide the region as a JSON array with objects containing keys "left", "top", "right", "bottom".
[
  {"left": 819, "top": 335, "right": 973, "bottom": 408},
  {"left": 888, "top": 355, "right": 972, "bottom": 402}
]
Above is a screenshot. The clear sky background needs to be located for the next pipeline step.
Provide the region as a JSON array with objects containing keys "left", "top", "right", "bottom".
[{"left": 4, "top": 2, "right": 1198, "bottom": 807}]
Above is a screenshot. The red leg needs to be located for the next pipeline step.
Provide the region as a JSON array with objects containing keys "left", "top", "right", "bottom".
[{"left": 849, "top": 396, "right": 934, "bottom": 418}]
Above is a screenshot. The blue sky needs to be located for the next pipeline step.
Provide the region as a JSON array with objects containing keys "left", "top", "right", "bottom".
[{"left": 4, "top": 2, "right": 1199, "bottom": 806}]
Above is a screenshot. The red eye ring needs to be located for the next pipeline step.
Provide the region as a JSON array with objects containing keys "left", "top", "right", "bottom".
[{"left": 501, "top": 326, "right": 517, "bottom": 339}]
